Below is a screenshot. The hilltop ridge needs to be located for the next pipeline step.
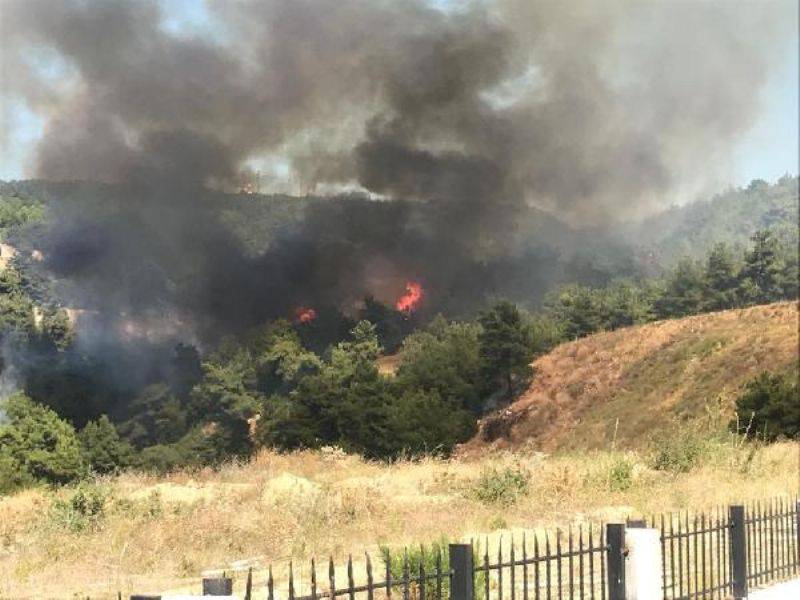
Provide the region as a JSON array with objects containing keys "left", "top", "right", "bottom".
[{"left": 464, "top": 301, "right": 798, "bottom": 453}]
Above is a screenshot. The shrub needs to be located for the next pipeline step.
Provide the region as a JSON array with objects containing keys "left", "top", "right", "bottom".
[
  {"left": 381, "top": 538, "right": 450, "bottom": 600},
  {"left": 50, "top": 482, "right": 109, "bottom": 532},
  {"left": 649, "top": 429, "right": 706, "bottom": 473},
  {"left": 730, "top": 372, "right": 799, "bottom": 441},
  {"left": 607, "top": 456, "right": 634, "bottom": 491},
  {"left": 380, "top": 538, "right": 485, "bottom": 600},
  {"left": 467, "top": 464, "right": 530, "bottom": 506},
  {"left": 135, "top": 443, "right": 186, "bottom": 474}
]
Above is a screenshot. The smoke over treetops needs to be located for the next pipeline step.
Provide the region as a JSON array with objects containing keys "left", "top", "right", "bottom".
[{"left": 0, "top": 0, "right": 793, "bottom": 340}]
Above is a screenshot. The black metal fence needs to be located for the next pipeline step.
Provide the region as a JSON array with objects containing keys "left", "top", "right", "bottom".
[
  {"left": 657, "top": 509, "right": 733, "bottom": 599},
  {"left": 476, "top": 526, "right": 608, "bottom": 600},
  {"left": 131, "top": 497, "right": 799, "bottom": 600},
  {"left": 745, "top": 499, "right": 799, "bottom": 589}
]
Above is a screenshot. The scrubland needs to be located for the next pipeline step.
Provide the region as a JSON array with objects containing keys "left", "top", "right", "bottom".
[{"left": 1, "top": 437, "right": 797, "bottom": 598}]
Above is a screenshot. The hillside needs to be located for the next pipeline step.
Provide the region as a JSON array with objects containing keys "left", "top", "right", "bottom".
[
  {"left": 466, "top": 301, "right": 798, "bottom": 453},
  {"left": 619, "top": 176, "right": 799, "bottom": 264}
]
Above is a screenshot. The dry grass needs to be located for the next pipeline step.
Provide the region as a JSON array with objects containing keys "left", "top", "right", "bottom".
[
  {"left": 465, "top": 302, "right": 798, "bottom": 453},
  {"left": 1, "top": 439, "right": 797, "bottom": 599}
]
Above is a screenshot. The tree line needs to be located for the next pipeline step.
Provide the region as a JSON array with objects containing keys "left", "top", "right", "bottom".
[{"left": 0, "top": 228, "right": 797, "bottom": 492}]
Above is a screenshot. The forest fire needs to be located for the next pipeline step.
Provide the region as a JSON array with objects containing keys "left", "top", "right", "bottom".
[
  {"left": 294, "top": 307, "right": 317, "bottom": 323},
  {"left": 396, "top": 281, "right": 424, "bottom": 313}
]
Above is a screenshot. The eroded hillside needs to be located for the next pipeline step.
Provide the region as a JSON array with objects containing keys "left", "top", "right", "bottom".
[{"left": 465, "top": 302, "right": 798, "bottom": 453}]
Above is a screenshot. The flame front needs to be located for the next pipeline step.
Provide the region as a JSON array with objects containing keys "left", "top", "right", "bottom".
[
  {"left": 294, "top": 306, "right": 317, "bottom": 323},
  {"left": 396, "top": 281, "right": 423, "bottom": 313}
]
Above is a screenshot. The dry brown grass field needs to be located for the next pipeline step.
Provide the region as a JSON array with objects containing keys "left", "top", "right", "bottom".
[
  {"left": 1, "top": 302, "right": 798, "bottom": 599},
  {"left": 1, "top": 440, "right": 798, "bottom": 599}
]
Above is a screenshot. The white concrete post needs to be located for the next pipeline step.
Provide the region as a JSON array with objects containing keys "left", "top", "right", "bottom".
[{"left": 624, "top": 528, "right": 662, "bottom": 600}]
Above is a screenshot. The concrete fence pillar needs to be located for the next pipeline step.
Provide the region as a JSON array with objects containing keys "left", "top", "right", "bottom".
[{"left": 624, "top": 528, "right": 662, "bottom": 600}]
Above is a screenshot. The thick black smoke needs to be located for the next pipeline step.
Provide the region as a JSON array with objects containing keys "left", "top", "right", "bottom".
[{"left": 0, "top": 0, "right": 794, "bottom": 340}]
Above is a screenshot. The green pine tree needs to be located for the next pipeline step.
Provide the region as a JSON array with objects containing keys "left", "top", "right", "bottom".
[{"left": 478, "top": 301, "right": 534, "bottom": 402}]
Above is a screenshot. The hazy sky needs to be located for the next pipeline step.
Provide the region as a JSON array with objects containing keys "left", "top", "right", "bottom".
[{"left": 2, "top": 0, "right": 797, "bottom": 195}]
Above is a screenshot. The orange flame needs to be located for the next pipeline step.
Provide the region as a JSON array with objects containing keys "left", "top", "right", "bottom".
[
  {"left": 294, "top": 306, "right": 317, "bottom": 323},
  {"left": 396, "top": 281, "right": 423, "bottom": 313}
]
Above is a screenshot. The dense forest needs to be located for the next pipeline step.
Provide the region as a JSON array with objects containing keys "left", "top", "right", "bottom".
[{"left": 0, "top": 177, "right": 797, "bottom": 492}]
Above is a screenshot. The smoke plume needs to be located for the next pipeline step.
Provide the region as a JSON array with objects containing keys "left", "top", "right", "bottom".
[{"left": 0, "top": 0, "right": 794, "bottom": 338}]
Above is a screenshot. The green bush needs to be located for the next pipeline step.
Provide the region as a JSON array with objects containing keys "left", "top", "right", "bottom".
[
  {"left": 381, "top": 538, "right": 450, "bottom": 599},
  {"left": 648, "top": 429, "right": 706, "bottom": 473},
  {"left": 50, "top": 482, "right": 109, "bottom": 532},
  {"left": 608, "top": 457, "right": 634, "bottom": 491},
  {"left": 467, "top": 464, "right": 530, "bottom": 506},
  {"left": 731, "top": 372, "right": 799, "bottom": 441},
  {"left": 380, "top": 538, "right": 485, "bottom": 600},
  {"left": 135, "top": 443, "right": 186, "bottom": 474}
]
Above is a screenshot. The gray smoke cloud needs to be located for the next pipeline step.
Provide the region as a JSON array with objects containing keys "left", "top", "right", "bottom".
[
  {"left": 4, "top": 0, "right": 792, "bottom": 215},
  {"left": 0, "top": 0, "right": 794, "bottom": 336}
]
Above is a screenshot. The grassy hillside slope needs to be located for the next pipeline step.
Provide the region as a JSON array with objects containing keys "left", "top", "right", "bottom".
[{"left": 466, "top": 302, "right": 798, "bottom": 453}]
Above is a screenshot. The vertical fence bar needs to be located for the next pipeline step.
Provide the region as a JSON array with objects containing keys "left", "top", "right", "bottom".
[
  {"left": 730, "top": 505, "right": 747, "bottom": 600},
  {"left": 568, "top": 527, "right": 574, "bottom": 600},
  {"left": 366, "top": 554, "right": 374, "bottom": 600},
  {"left": 523, "top": 534, "right": 529, "bottom": 600},
  {"left": 311, "top": 559, "right": 318, "bottom": 600},
  {"left": 402, "top": 549, "right": 410, "bottom": 600},
  {"left": 795, "top": 500, "right": 800, "bottom": 575},
  {"left": 587, "top": 527, "right": 594, "bottom": 600},
  {"left": 485, "top": 539, "right": 491, "bottom": 600},
  {"left": 692, "top": 514, "right": 698, "bottom": 596},
  {"left": 510, "top": 537, "right": 516, "bottom": 600},
  {"left": 578, "top": 526, "right": 585, "bottom": 600},
  {"left": 419, "top": 547, "right": 426, "bottom": 600},
  {"left": 499, "top": 537, "right": 504, "bottom": 600},
  {"left": 329, "top": 557, "right": 336, "bottom": 600},
  {"left": 600, "top": 525, "right": 606, "bottom": 600},
  {"left": 435, "top": 548, "right": 442, "bottom": 600},
  {"left": 268, "top": 566, "right": 274, "bottom": 600},
  {"left": 386, "top": 549, "right": 392, "bottom": 600},
  {"left": 348, "top": 555, "right": 355, "bottom": 600},
  {"left": 606, "top": 524, "right": 625, "bottom": 600},
  {"left": 711, "top": 506, "right": 725, "bottom": 598},
  {"left": 701, "top": 514, "right": 706, "bottom": 596},
  {"left": 668, "top": 514, "right": 675, "bottom": 599},
  {"left": 545, "top": 533, "right": 552, "bottom": 600},
  {"left": 534, "top": 534, "right": 541, "bottom": 600},
  {"left": 450, "top": 544, "right": 474, "bottom": 600},
  {"left": 658, "top": 515, "right": 666, "bottom": 599},
  {"left": 556, "top": 532, "right": 562, "bottom": 600}
]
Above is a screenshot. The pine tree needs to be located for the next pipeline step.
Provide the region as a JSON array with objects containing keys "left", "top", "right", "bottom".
[
  {"left": 478, "top": 301, "right": 534, "bottom": 402},
  {"left": 79, "top": 415, "right": 133, "bottom": 474}
]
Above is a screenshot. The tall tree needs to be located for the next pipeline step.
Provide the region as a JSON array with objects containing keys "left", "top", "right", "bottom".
[
  {"left": 478, "top": 301, "right": 534, "bottom": 402},
  {"left": 0, "top": 393, "right": 86, "bottom": 491},
  {"left": 738, "top": 230, "right": 784, "bottom": 305},
  {"left": 702, "top": 242, "right": 739, "bottom": 311}
]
